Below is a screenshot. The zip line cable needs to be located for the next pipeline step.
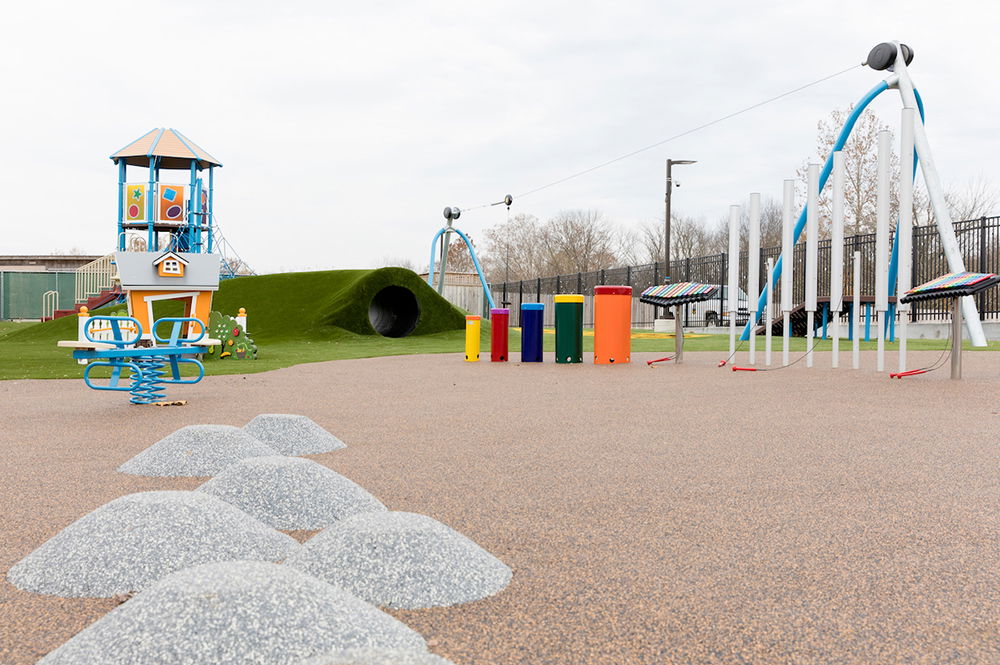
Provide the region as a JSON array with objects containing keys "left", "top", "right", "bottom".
[{"left": 461, "top": 62, "right": 864, "bottom": 212}]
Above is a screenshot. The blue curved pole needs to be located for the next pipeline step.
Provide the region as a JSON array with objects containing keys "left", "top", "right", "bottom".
[
  {"left": 451, "top": 226, "right": 496, "bottom": 310},
  {"left": 426, "top": 226, "right": 496, "bottom": 311},
  {"left": 741, "top": 80, "right": 890, "bottom": 341}
]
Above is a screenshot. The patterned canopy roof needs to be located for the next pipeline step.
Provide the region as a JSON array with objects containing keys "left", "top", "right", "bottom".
[{"left": 110, "top": 128, "right": 222, "bottom": 170}]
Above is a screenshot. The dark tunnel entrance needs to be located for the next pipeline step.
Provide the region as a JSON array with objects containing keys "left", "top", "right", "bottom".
[{"left": 368, "top": 286, "right": 421, "bottom": 337}]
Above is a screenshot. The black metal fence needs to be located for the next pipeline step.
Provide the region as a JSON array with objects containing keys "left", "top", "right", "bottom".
[{"left": 491, "top": 216, "right": 1000, "bottom": 327}]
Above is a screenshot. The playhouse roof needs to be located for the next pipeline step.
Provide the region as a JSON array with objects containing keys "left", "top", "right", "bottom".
[
  {"left": 153, "top": 251, "right": 190, "bottom": 267},
  {"left": 115, "top": 251, "right": 221, "bottom": 292},
  {"left": 110, "top": 128, "right": 222, "bottom": 170}
]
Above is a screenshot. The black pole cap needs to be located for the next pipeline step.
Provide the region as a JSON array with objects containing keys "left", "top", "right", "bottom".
[{"left": 866, "top": 42, "right": 914, "bottom": 70}]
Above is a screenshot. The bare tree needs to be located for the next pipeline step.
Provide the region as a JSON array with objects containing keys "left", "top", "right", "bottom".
[
  {"left": 757, "top": 197, "right": 784, "bottom": 248},
  {"left": 539, "top": 209, "right": 620, "bottom": 274},
  {"left": 440, "top": 235, "right": 478, "bottom": 273},
  {"left": 799, "top": 106, "right": 899, "bottom": 237},
  {"left": 700, "top": 215, "right": 729, "bottom": 256},
  {"left": 616, "top": 218, "right": 664, "bottom": 266},
  {"left": 671, "top": 214, "right": 710, "bottom": 261},
  {"left": 913, "top": 175, "right": 1000, "bottom": 225},
  {"left": 482, "top": 213, "right": 546, "bottom": 283},
  {"left": 377, "top": 256, "right": 417, "bottom": 271},
  {"left": 620, "top": 215, "right": 704, "bottom": 265}
]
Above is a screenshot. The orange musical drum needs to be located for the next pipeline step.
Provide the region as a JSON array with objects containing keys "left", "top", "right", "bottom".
[{"left": 593, "top": 286, "right": 632, "bottom": 364}]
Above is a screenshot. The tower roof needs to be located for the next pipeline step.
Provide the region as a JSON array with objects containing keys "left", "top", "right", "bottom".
[{"left": 110, "top": 128, "right": 222, "bottom": 170}]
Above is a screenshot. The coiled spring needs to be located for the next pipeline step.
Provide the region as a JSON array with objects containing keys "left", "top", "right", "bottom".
[{"left": 130, "top": 356, "right": 167, "bottom": 404}]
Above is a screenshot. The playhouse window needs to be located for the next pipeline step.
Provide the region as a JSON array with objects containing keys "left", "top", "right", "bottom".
[{"left": 162, "top": 259, "right": 181, "bottom": 274}]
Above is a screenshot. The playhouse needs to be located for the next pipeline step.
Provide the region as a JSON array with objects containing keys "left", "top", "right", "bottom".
[{"left": 114, "top": 250, "right": 220, "bottom": 340}]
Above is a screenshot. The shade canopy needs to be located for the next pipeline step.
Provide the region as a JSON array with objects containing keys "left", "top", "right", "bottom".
[{"left": 111, "top": 128, "right": 222, "bottom": 170}]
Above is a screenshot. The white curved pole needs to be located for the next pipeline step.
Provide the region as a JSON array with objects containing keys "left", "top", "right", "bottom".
[{"left": 888, "top": 44, "right": 986, "bottom": 346}]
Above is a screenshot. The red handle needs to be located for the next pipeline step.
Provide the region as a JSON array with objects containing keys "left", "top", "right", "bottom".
[{"left": 889, "top": 369, "right": 927, "bottom": 378}]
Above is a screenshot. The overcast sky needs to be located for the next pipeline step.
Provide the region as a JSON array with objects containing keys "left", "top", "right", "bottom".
[{"left": 1, "top": 1, "right": 998, "bottom": 273}]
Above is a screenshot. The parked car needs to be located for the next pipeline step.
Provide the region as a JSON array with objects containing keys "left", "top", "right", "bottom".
[{"left": 685, "top": 286, "right": 750, "bottom": 327}]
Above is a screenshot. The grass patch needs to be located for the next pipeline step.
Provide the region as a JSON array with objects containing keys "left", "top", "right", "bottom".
[
  {"left": 1, "top": 267, "right": 996, "bottom": 381},
  {"left": 0, "top": 321, "right": 37, "bottom": 340},
  {"left": 0, "top": 268, "right": 473, "bottom": 380}
]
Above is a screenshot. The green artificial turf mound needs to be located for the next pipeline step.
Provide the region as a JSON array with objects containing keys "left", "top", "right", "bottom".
[
  {"left": 5, "top": 268, "right": 468, "bottom": 346},
  {"left": 314, "top": 268, "right": 466, "bottom": 338},
  {"left": 0, "top": 268, "right": 478, "bottom": 379}
]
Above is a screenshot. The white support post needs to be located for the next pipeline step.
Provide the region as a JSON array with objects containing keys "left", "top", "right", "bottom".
[
  {"left": 77, "top": 306, "right": 90, "bottom": 365},
  {"left": 898, "top": 108, "right": 915, "bottom": 373},
  {"left": 748, "top": 193, "right": 760, "bottom": 366},
  {"left": 831, "top": 151, "right": 845, "bottom": 369},
  {"left": 236, "top": 307, "right": 248, "bottom": 333},
  {"left": 805, "top": 164, "right": 819, "bottom": 368},
  {"left": 781, "top": 179, "right": 794, "bottom": 367},
  {"left": 875, "top": 130, "right": 890, "bottom": 372},
  {"left": 890, "top": 50, "right": 986, "bottom": 347},
  {"left": 727, "top": 204, "right": 740, "bottom": 359},
  {"left": 765, "top": 257, "right": 774, "bottom": 367},
  {"left": 853, "top": 251, "right": 861, "bottom": 370}
]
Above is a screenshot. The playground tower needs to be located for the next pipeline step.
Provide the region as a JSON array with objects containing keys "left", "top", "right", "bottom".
[
  {"left": 109, "top": 129, "right": 222, "bottom": 339},
  {"left": 111, "top": 128, "right": 221, "bottom": 254}
]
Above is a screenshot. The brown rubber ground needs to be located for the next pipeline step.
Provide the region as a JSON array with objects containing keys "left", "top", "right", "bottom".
[{"left": 2, "top": 350, "right": 999, "bottom": 664}]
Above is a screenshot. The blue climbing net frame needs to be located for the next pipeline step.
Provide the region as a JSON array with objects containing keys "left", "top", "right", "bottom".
[{"left": 72, "top": 316, "right": 209, "bottom": 404}]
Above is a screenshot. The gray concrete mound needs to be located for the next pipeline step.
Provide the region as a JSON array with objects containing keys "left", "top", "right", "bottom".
[
  {"left": 197, "top": 456, "right": 387, "bottom": 530},
  {"left": 296, "top": 649, "right": 455, "bottom": 665},
  {"left": 37, "top": 561, "right": 428, "bottom": 665},
  {"left": 118, "top": 424, "right": 280, "bottom": 476},
  {"left": 285, "top": 511, "right": 512, "bottom": 609},
  {"left": 244, "top": 414, "right": 347, "bottom": 455},
  {"left": 7, "top": 491, "right": 299, "bottom": 598}
]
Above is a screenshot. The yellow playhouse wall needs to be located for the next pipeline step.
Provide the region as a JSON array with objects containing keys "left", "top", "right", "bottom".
[{"left": 126, "top": 290, "right": 215, "bottom": 339}]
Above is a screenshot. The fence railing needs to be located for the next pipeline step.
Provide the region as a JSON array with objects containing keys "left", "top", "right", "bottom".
[
  {"left": 74, "top": 254, "right": 116, "bottom": 304},
  {"left": 491, "top": 216, "right": 1000, "bottom": 327},
  {"left": 41, "top": 290, "right": 58, "bottom": 320}
]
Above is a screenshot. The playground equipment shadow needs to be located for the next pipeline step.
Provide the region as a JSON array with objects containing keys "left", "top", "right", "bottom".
[{"left": 3, "top": 351, "right": 1000, "bottom": 665}]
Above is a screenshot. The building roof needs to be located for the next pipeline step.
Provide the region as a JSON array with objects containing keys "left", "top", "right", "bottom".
[
  {"left": 0, "top": 255, "right": 104, "bottom": 271},
  {"left": 110, "top": 128, "right": 222, "bottom": 170}
]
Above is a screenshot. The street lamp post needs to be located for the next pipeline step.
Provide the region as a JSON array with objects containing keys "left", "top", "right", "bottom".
[{"left": 664, "top": 158, "right": 697, "bottom": 318}]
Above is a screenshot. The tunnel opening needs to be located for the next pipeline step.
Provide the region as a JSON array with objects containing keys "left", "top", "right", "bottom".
[{"left": 368, "top": 285, "right": 421, "bottom": 337}]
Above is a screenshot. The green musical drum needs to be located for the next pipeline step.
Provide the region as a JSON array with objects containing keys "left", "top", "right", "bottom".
[{"left": 554, "top": 294, "right": 584, "bottom": 364}]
